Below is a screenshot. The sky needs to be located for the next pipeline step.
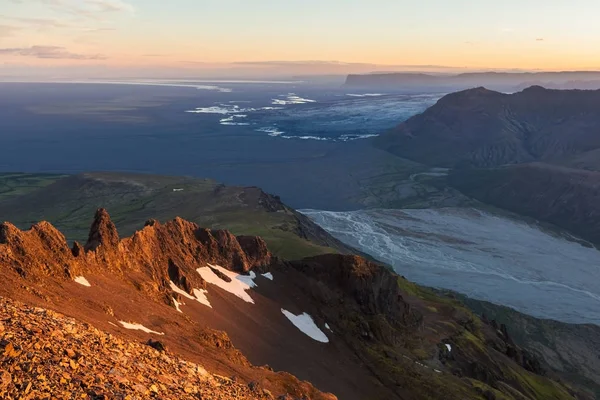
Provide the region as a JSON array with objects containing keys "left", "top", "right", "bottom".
[{"left": 1, "top": 0, "right": 600, "bottom": 78}]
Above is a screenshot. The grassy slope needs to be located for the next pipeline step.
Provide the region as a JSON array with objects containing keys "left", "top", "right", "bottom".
[
  {"left": 0, "top": 172, "right": 335, "bottom": 261},
  {"left": 450, "top": 292, "right": 600, "bottom": 398}
]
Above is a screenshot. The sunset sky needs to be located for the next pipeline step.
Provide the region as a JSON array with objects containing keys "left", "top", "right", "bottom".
[{"left": 2, "top": 0, "right": 600, "bottom": 78}]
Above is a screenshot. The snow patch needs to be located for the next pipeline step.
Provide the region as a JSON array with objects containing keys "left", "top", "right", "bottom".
[
  {"left": 172, "top": 297, "right": 183, "bottom": 313},
  {"left": 196, "top": 264, "right": 257, "bottom": 304},
  {"left": 74, "top": 276, "right": 91, "bottom": 287},
  {"left": 325, "top": 323, "right": 333, "bottom": 332},
  {"left": 192, "top": 288, "right": 211, "bottom": 308},
  {"left": 169, "top": 281, "right": 212, "bottom": 308},
  {"left": 434, "top": 369, "right": 442, "bottom": 373},
  {"left": 281, "top": 309, "right": 329, "bottom": 343},
  {"left": 172, "top": 188, "right": 184, "bottom": 192},
  {"left": 261, "top": 272, "right": 274, "bottom": 280},
  {"left": 118, "top": 321, "right": 164, "bottom": 335},
  {"left": 445, "top": 344, "right": 452, "bottom": 352}
]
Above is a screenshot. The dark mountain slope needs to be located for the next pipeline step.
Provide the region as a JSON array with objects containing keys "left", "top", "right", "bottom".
[
  {"left": 452, "top": 292, "right": 600, "bottom": 398},
  {"left": 0, "top": 210, "right": 582, "bottom": 400},
  {"left": 449, "top": 163, "right": 600, "bottom": 245},
  {"left": 375, "top": 86, "right": 600, "bottom": 168}
]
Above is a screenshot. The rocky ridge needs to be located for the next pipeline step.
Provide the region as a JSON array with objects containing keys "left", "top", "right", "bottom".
[{"left": 0, "top": 209, "right": 588, "bottom": 399}]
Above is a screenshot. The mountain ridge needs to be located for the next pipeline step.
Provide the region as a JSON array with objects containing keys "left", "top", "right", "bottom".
[
  {"left": 0, "top": 208, "right": 584, "bottom": 399},
  {"left": 375, "top": 85, "right": 600, "bottom": 168}
]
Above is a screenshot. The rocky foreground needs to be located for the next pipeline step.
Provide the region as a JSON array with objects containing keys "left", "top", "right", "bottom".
[{"left": 0, "top": 296, "right": 274, "bottom": 400}]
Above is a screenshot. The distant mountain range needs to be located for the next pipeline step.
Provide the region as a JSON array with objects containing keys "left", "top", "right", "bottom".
[
  {"left": 346, "top": 71, "right": 600, "bottom": 92},
  {"left": 375, "top": 86, "right": 600, "bottom": 168}
]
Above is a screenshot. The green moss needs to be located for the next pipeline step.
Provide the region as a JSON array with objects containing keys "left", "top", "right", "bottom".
[
  {"left": 513, "top": 369, "right": 574, "bottom": 400},
  {"left": 457, "top": 330, "right": 486, "bottom": 352},
  {"left": 466, "top": 379, "right": 513, "bottom": 400}
]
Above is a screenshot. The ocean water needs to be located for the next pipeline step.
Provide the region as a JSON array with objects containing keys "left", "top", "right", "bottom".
[{"left": 301, "top": 208, "right": 600, "bottom": 326}]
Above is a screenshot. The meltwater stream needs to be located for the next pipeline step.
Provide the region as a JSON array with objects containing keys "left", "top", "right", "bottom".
[{"left": 301, "top": 208, "right": 600, "bottom": 325}]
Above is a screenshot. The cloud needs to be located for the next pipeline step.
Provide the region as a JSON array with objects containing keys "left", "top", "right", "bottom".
[
  {"left": 1, "top": 16, "right": 71, "bottom": 29},
  {"left": 0, "top": 24, "right": 20, "bottom": 37},
  {"left": 48, "top": 0, "right": 135, "bottom": 17},
  {"left": 85, "top": 0, "right": 134, "bottom": 13},
  {"left": 83, "top": 27, "right": 116, "bottom": 32},
  {"left": 0, "top": 45, "right": 106, "bottom": 60},
  {"left": 536, "top": 38, "right": 544, "bottom": 41},
  {"left": 234, "top": 60, "right": 357, "bottom": 67},
  {"left": 9, "top": 0, "right": 135, "bottom": 19}
]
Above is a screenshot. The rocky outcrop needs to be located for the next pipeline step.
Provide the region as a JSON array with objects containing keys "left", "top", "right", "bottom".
[
  {"left": 0, "top": 208, "right": 272, "bottom": 300},
  {"left": 0, "top": 221, "right": 80, "bottom": 280},
  {"left": 290, "top": 254, "right": 421, "bottom": 328}
]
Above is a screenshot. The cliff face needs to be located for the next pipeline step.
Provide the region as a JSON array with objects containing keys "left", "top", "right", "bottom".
[
  {"left": 375, "top": 86, "right": 600, "bottom": 168},
  {"left": 0, "top": 209, "right": 583, "bottom": 399}
]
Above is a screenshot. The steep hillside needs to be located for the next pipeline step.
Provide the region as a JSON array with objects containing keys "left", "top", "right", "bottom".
[
  {"left": 375, "top": 86, "right": 600, "bottom": 168},
  {"left": 450, "top": 292, "right": 600, "bottom": 398},
  {"left": 449, "top": 163, "right": 600, "bottom": 245},
  {"left": 0, "top": 210, "right": 584, "bottom": 399}
]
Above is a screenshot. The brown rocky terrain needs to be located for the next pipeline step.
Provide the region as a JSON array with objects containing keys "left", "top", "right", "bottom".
[
  {"left": 0, "top": 209, "right": 587, "bottom": 399},
  {"left": 0, "top": 297, "right": 276, "bottom": 399}
]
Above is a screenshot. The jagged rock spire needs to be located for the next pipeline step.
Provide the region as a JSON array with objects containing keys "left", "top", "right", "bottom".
[{"left": 85, "top": 208, "right": 120, "bottom": 251}]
